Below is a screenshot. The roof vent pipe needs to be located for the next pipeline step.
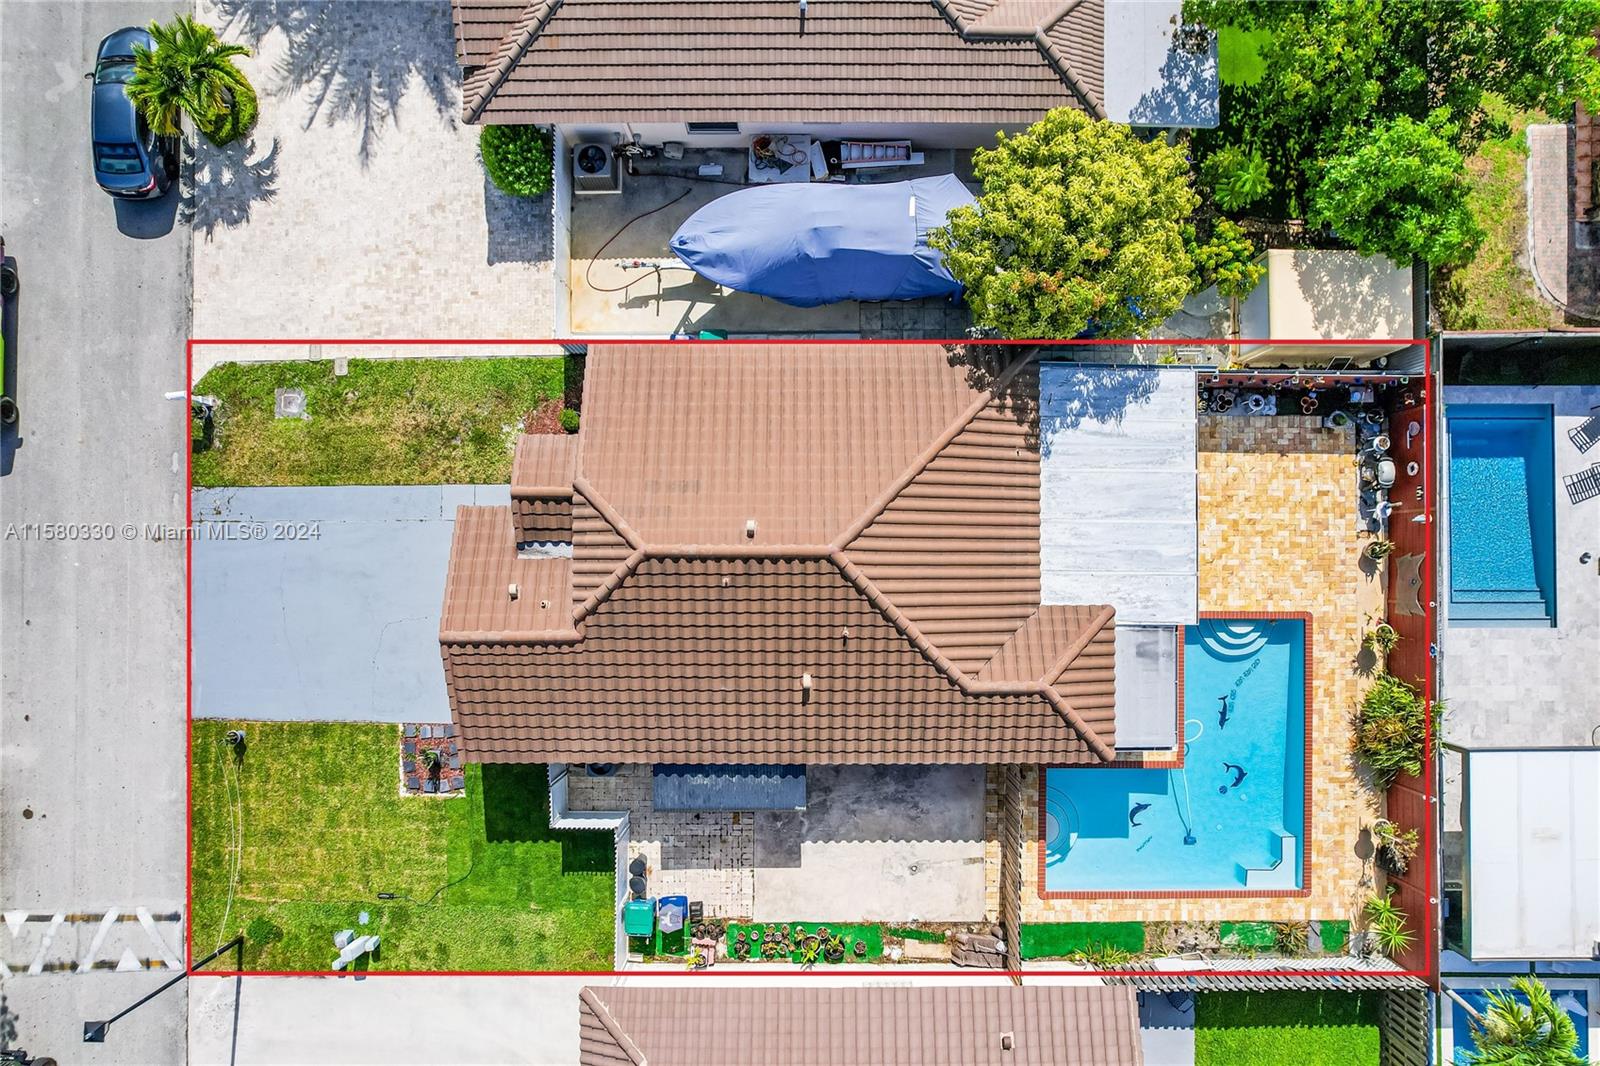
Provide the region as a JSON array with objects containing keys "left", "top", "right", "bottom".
[
  {"left": 745, "top": 518, "right": 757, "bottom": 539},
  {"left": 800, "top": 672, "right": 813, "bottom": 703},
  {"left": 1000, "top": 1032, "right": 1015, "bottom": 1051},
  {"left": 508, "top": 583, "right": 520, "bottom": 600},
  {"left": 798, "top": 0, "right": 807, "bottom": 34}
]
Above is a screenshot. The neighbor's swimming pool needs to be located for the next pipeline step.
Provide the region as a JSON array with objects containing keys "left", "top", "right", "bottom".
[
  {"left": 1044, "top": 618, "right": 1306, "bottom": 893},
  {"left": 1447, "top": 404, "right": 1556, "bottom": 626}
]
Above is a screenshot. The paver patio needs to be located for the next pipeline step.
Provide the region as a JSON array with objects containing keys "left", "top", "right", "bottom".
[{"left": 190, "top": 0, "right": 554, "bottom": 341}]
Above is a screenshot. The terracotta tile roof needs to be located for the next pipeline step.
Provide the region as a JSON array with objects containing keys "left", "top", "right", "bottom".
[
  {"left": 577, "top": 984, "right": 1144, "bottom": 1066},
  {"left": 440, "top": 343, "right": 1118, "bottom": 764},
  {"left": 453, "top": 0, "right": 1107, "bottom": 125},
  {"left": 511, "top": 434, "right": 578, "bottom": 542}
]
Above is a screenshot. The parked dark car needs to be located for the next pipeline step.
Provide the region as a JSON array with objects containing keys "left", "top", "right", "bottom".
[{"left": 88, "top": 27, "right": 174, "bottom": 199}]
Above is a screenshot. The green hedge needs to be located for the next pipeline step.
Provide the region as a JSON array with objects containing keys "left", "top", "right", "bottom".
[
  {"left": 1195, "top": 991, "right": 1381, "bottom": 1066},
  {"left": 1019, "top": 922, "right": 1144, "bottom": 960},
  {"left": 886, "top": 926, "right": 947, "bottom": 943},
  {"left": 480, "top": 125, "right": 554, "bottom": 197}
]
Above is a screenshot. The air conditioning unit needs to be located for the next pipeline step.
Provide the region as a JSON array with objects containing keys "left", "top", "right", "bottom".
[{"left": 572, "top": 143, "right": 620, "bottom": 194}]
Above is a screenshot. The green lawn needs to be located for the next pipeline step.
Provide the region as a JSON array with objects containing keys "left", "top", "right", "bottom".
[
  {"left": 1436, "top": 95, "right": 1564, "bottom": 332},
  {"left": 1195, "top": 991, "right": 1381, "bottom": 1066},
  {"left": 190, "top": 357, "right": 569, "bottom": 487},
  {"left": 191, "top": 721, "right": 615, "bottom": 971}
]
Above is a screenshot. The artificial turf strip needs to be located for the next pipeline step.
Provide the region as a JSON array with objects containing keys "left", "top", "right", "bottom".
[
  {"left": 1317, "top": 919, "right": 1350, "bottom": 954},
  {"left": 1220, "top": 921, "right": 1277, "bottom": 949},
  {"left": 1019, "top": 922, "right": 1145, "bottom": 960},
  {"left": 725, "top": 922, "right": 885, "bottom": 962},
  {"left": 190, "top": 721, "right": 614, "bottom": 971},
  {"left": 190, "top": 356, "right": 568, "bottom": 487},
  {"left": 1194, "top": 991, "right": 1381, "bottom": 1066},
  {"left": 887, "top": 926, "right": 948, "bottom": 943}
]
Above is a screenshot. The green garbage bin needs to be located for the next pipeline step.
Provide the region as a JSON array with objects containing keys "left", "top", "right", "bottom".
[{"left": 622, "top": 898, "right": 655, "bottom": 938}]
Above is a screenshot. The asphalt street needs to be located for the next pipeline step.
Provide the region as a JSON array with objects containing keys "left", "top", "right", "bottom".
[{"left": 1, "top": 2, "right": 190, "bottom": 1062}]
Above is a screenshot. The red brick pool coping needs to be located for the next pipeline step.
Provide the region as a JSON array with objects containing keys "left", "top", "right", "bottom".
[{"left": 1036, "top": 610, "right": 1315, "bottom": 900}]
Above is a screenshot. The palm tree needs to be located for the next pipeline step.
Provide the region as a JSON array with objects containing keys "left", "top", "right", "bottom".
[
  {"left": 126, "top": 16, "right": 258, "bottom": 146},
  {"left": 1464, "top": 977, "right": 1587, "bottom": 1066}
]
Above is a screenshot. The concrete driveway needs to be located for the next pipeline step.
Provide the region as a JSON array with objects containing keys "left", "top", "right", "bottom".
[
  {"left": 1, "top": 2, "right": 191, "bottom": 1062},
  {"left": 193, "top": 485, "right": 506, "bottom": 721},
  {"left": 189, "top": 0, "right": 554, "bottom": 339}
]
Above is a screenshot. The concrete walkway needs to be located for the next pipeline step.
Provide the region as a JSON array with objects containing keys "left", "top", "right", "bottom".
[
  {"left": 193, "top": 485, "right": 507, "bottom": 721},
  {"left": 1528, "top": 124, "right": 1600, "bottom": 320}
]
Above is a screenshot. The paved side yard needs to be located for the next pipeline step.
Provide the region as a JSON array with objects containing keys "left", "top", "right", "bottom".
[{"left": 190, "top": 0, "right": 553, "bottom": 338}]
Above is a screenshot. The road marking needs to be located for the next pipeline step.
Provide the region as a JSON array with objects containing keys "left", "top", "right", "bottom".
[
  {"left": 78, "top": 909, "right": 119, "bottom": 972},
  {"left": 137, "top": 907, "right": 183, "bottom": 970},
  {"left": 26, "top": 914, "right": 63, "bottom": 975}
]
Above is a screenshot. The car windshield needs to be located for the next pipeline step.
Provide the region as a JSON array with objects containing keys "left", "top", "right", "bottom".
[
  {"left": 94, "top": 142, "right": 143, "bottom": 176},
  {"left": 95, "top": 59, "right": 135, "bottom": 85}
]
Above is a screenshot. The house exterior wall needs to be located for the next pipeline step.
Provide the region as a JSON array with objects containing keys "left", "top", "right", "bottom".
[
  {"left": 551, "top": 126, "right": 574, "bottom": 338},
  {"left": 557, "top": 121, "right": 1017, "bottom": 153}
]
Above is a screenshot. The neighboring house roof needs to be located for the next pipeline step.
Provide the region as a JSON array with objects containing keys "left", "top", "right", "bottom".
[
  {"left": 577, "top": 984, "right": 1144, "bottom": 1066},
  {"left": 439, "top": 344, "right": 1118, "bottom": 765},
  {"left": 450, "top": 0, "right": 1107, "bottom": 125}
]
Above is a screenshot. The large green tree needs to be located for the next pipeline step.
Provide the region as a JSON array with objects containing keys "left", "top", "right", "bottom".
[
  {"left": 127, "top": 15, "right": 258, "bottom": 147},
  {"left": 1310, "top": 110, "right": 1483, "bottom": 267},
  {"left": 1465, "top": 977, "right": 1586, "bottom": 1066},
  {"left": 1186, "top": 0, "right": 1600, "bottom": 264},
  {"left": 929, "top": 108, "right": 1198, "bottom": 339}
]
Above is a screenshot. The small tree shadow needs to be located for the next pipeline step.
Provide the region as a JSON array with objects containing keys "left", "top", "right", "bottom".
[
  {"left": 183, "top": 136, "right": 282, "bottom": 240},
  {"left": 214, "top": 0, "right": 460, "bottom": 168},
  {"left": 1127, "top": 34, "right": 1220, "bottom": 128}
]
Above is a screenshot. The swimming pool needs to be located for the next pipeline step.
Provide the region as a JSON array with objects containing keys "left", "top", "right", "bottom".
[
  {"left": 1447, "top": 404, "right": 1556, "bottom": 626},
  {"left": 1044, "top": 617, "right": 1306, "bottom": 893}
]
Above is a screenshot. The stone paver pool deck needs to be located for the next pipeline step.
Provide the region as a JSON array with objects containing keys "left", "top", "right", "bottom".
[{"left": 1022, "top": 416, "right": 1385, "bottom": 925}]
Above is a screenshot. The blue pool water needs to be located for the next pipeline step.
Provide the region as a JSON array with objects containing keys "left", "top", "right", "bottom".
[
  {"left": 1450, "top": 985, "right": 1590, "bottom": 1064},
  {"left": 1044, "top": 618, "right": 1306, "bottom": 892},
  {"left": 1447, "top": 404, "right": 1556, "bottom": 625}
]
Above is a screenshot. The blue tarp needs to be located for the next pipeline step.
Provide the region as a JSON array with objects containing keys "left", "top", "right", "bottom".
[
  {"left": 652, "top": 764, "right": 807, "bottom": 811},
  {"left": 669, "top": 174, "right": 975, "bottom": 307}
]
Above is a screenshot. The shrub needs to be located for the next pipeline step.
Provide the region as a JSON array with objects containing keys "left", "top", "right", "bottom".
[
  {"left": 127, "top": 15, "right": 257, "bottom": 146},
  {"left": 1201, "top": 144, "right": 1272, "bottom": 211},
  {"left": 480, "top": 125, "right": 554, "bottom": 197},
  {"left": 1272, "top": 921, "right": 1310, "bottom": 955},
  {"left": 1355, "top": 672, "right": 1436, "bottom": 785},
  {"left": 1363, "top": 889, "right": 1413, "bottom": 957},
  {"left": 559, "top": 407, "right": 580, "bottom": 433},
  {"left": 1188, "top": 218, "right": 1266, "bottom": 299}
]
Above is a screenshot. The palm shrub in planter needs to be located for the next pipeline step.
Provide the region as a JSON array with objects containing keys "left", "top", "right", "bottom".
[
  {"left": 1355, "top": 672, "right": 1439, "bottom": 786},
  {"left": 1465, "top": 976, "right": 1587, "bottom": 1066},
  {"left": 127, "top": 15, "right": 259, "bottom": 146},
  {"left": 480, "top": 125, "right": 554, "bottom": 197},
  {"left": 1363, "top": 622, "right": 1400, "bottom": 656},
  {"left": 1363, "top": 889, "right": 1413, "bottom": 957}
]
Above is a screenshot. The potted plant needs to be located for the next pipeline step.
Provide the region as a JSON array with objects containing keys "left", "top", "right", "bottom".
[
  {"left": 823, "top": 934, "right": 847, "bottom": 964},
  {"left": 420, "top": 748, "right": 441, "bottom": 775},
  {"left": 852, "top": 939, "right": 868, "bottom": 958},
  {"left": 1363, "top": 622, "right": 1400, "bottom": 656},
  {"left": 1372, "top": 819, "right": 1419, "bottom": 876},
  {"left": 797, "top": 937, "right": 821, "bottom": 966},
  {"left": 1364, "top": 538, "right": 1395, "bottom": 562}
]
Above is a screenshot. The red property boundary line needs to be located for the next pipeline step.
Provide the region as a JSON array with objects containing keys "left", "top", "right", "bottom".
[
  {"left": 184, "top": 336, "right": 1435, "bottom": 981},
  {"left": 1037, "top": 612, "right": 1315, "bottom": 901}
]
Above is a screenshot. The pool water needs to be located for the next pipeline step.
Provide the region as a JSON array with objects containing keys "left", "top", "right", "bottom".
[
  {"left": 1044, "top": 618, "right": 1306, "bottom": 892},
  {"left": 1447, "top": 404, "right": 1556, "bottom": 625}
]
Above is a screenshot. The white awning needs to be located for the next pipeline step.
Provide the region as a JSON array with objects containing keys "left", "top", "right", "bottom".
[{"left": 1462, "top": 748, "right": 1600, "bottom": 961}]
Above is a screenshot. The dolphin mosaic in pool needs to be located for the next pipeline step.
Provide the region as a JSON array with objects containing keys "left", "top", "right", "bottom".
[{"left": 1044, "top": 617, "right": 1308, "bottom": 893}]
